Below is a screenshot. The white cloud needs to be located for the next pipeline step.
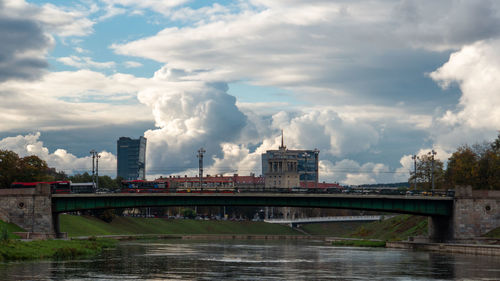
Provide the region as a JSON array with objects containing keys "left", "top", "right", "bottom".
[
  {"left": 112, "top": 0, "right": 500, "bottom": 97},
  {"left": 429, "top": 39, "right": 500, "bottom": 150},
  {"left": 100, "top": 0, "right": 189, "bottom": 17},
  {"left": 0, "top": 132, "right": 116, "bottom": 176},
  {"left": 57, "top": 56, "right": 116, "bottom": 69},
  {"left": 2, "top": 0, "right": 95, "bottom": 37},
  {"left": 124, "top": 61, "right": 143, "bottom": 68},
  {"left": 319, "top": 159, "right": 396, "bottom": 185}
]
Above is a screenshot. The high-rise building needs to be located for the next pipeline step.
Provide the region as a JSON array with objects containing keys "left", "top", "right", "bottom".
[
  {"left": 262, "top": 132, "right": 319, "bottom": 188},
  {"left": 117, "top": 136, "right": 147, "bottom": 180}
]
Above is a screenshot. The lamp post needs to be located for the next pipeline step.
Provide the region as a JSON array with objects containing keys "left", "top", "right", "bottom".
[
  {"left": 428, "top": 150, "right": 437, "bottom": 191},
  {"left": 197, "top": 148, "right": 206, "bottom": 191},
  {"left": 411, "top": 154, "right": 419, "bottom": 190},
  {"left": 313, "top": 148, "right": 320, "bottom": 189},
  {"left": 90, "top": 150, "right": 97, "bottom": 187}
]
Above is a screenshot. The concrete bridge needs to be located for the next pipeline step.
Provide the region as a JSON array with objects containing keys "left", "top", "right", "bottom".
[
  {"left": 264, "top": 215, "right": 395, "bottom": 227},
  {"left": 0, "top": 185, "right": 498, "bottom": 242}
]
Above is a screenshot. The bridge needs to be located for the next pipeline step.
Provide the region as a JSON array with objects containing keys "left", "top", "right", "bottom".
[
  {"left": 0, "top": 185, "right": 498, "bottom": 242},
  {"left": 264, "top": 215, "right": 395, "bottom": 226}
]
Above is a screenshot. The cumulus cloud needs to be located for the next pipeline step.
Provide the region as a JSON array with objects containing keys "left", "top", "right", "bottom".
[
  {"left": 0, "top": 132, "right": 116, "bottom": 176},
  {"left": 429, "top": 39, "right": 500, "bottom": 150},
  {"left": 0, "top": 69, "right": 153, "bottom": 132},
  {"left": 319, "top": 159, "right": 396, "bottom": 185},
  {"left": 137, "top": 67, "right": 248, "bottom": 175}
]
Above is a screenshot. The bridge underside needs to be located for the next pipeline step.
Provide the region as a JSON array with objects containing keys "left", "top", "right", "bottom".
[{"left": 52, "top": 194, "right": 453, "bottom": 216}]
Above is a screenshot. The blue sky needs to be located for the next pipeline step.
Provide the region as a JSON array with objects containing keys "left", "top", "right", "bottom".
[{"left": 1, "top": 0, "right": 500, "bottom": 185}]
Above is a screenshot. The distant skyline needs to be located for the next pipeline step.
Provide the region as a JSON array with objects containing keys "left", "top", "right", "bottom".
[{"left": 1, "top": 0, "right": 499, "bottom": 185}]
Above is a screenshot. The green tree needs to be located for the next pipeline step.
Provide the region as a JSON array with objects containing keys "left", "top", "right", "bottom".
[
  {"left": 408, "top": 154, "right": 444, "bottom": 190},
  {"left": 97, "top": 175, "right": 118, "bottom": 189},
  {"left": 16, "top": 155, "right": 53, "bottom": 182},
  {"left": 69, "top": 172, "right": 93, "bottom": 183},
  {"left": 0, "top": 150, "right": 20, "bottom": 188},
  {"left": 445, "top": 145, "right": 477, "bottom": 187},
  {"left": 444, "top": 133, "right": 500, "bottom": 190}
]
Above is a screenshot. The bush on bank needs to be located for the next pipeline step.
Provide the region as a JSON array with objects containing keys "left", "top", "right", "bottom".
[{"left": 0, "top": 238, "right": 116, "bottom": 262}]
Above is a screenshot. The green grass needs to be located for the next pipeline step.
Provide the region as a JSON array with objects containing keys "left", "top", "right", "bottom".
[
  {"left": 483, "top": 227, "right": 500, "bottom": 238},
  {"left": 300, "top": 222, "right": 368, "bottom": 236},
  {"left": 60, "top": 215, "right": 302, "bottom": 237},
  {"left": 331, "top": 240, "right": 386, "bottom": 247},
  {"left": 346, "top": 215, "right": 428, "bottom": 241},
  {"left": 0, "top": 238, "right": 116, "bottom": 262},
  {"left": 0, "top": 220, "right": 26, "bottom": 239}
]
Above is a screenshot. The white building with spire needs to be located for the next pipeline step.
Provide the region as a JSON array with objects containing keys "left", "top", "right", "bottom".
[{"left": 262, "top": 131, "right": 319, "bottom": 189}]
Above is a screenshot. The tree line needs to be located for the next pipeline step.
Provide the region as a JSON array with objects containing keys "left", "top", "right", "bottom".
[
  {"left": 0, "top": 150, "right": 120, "bottom": 189},
  {"left": 408, "top": 133, "right": 500, "bottom": 190}
]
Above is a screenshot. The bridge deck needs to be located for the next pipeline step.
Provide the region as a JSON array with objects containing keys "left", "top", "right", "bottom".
[{"left": 52, "top": 193, "right": 453, "bottom": 216}]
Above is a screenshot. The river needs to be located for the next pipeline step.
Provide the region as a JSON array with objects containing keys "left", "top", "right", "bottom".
[{"left": 1, "top": 239, "right": 499, "bottom": 280}]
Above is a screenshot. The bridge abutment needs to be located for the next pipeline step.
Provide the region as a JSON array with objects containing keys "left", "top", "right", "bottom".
[
  {"left": 0, "top": 183, "right": 55, "bottom": 238},
  {"left": 428, "top": 186, "right": 500, "bottom": 242},
  {"left": 452, "top": 186, "right": 500, "bottom": 241}
]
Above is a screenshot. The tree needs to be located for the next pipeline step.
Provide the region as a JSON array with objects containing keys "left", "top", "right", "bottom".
[
  {"left": 0, "top": 150, "right": 20, "bottom": 188},
  {"left": 16, "top": 155, "right": 52, "bottom": 182},
  {"left": 444, "top": 134, "right": 500, "bottom": 190},
  {"left": 445, "top": 145, "right": 477, "bottom": 187},
  {"left": 69, "top": 172, "right": 93, "bottom": 183},
  {"left": 408, "top": 154, "right": 444, "bottom": 190}
]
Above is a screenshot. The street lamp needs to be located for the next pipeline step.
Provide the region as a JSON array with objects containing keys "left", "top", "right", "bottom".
[
  {"left": 197, "top": 148, "right": 206, "bottom": 191},
  {"left": 90, "top": 150, "right": 101, "bottom": 190},
  {"left": 313, "top": 149, "right": 320, "bottom": 189},
  {"left": 90, "top": 150, "right": 97, "bottom": 187},
  {"left": 411, "top": 154, "right": 419, "bottom": 190},
  {"left": 428, "top": 150, "right": 437, "bottom": 191}
]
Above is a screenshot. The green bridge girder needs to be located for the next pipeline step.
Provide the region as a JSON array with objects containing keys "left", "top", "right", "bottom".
[{"left": 52, "top": 193, "right": 454, "bottom": 216}]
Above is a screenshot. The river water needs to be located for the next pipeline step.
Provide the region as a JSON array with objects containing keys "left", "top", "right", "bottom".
[{"left": 1, "top": 239, "right": 499, "bottom": 280}]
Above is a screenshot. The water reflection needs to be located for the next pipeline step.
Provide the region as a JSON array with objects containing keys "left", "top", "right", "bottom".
[{"left": 0, "top": 240, "right": 499, "bottom": 280}]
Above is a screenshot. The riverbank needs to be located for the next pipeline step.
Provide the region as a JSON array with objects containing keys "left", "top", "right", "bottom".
[
  {"left": 60, "top": 215, "right": 302, "bottom": 237},
  {"left": 387, "top": 241, "right": 500, "bottom": 256},
  {"left": 0, "top": 238, "right": 116, "bottom": 262}
]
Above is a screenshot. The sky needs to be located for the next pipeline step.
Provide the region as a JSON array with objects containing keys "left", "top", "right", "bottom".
[{"left": 1, "top": 0, "right": 500, "bottom": 185}]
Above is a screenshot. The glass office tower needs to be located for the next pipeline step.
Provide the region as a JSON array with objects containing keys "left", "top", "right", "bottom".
[{"left": 117, "top": 136, "right": 147, "bottom": 180}]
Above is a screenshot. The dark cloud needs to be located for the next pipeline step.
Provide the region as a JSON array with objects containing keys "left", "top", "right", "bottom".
[{"left": 0, "top": 16, "right": 50, "bottom": 82}]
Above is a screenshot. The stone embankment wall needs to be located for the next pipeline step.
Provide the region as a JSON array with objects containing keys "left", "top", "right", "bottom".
[
  {"left": 453, "top": 186, "right": 500, "bottom": 239},
  {"left": 0, "top": 184, "right": 53, "bottom": 234}
]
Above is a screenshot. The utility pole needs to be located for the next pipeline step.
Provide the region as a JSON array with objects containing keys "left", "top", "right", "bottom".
[
  {"left": 412, "top": 154, "right": 418, "bottom": 190},
  {"left": 96, "top": 152, "right": 101, "bottom": 190},
  {"left": 313, "top": 148, "right": 320, "bottom": 189},
  {"left": 428, "top": 150, "right": 437, "bottom": 191},
  {"left": 197, "top": 148, "right": 206, "bottom": 191},
  {"left": 90, "top": 150, "right": 97, "bottom": 187}
]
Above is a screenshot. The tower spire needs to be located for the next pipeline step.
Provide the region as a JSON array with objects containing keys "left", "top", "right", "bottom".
[{"left": 279, "top": 130, "right": 286, "bottom": 150}]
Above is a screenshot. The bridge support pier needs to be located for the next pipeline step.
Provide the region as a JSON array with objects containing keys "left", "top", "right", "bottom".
[
  {"left": 52, "top": 212, "right": 63, "bottom": 238},
  {"left": 0, "top": 184, "right": 55, "bottom": 238},
  {"left": 428, "top": 215, "right": 453, "bottom": 243}
]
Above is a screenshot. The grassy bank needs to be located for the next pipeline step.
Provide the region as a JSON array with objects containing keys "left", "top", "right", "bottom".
[
  {"left": 0, "top": 238, "right": 116, "bottom": 262},
  {"left": 331, "top": 240, "right": 386, "bottom": 247},
  {"left": 483, "top": 227, "right": 500, "bottom": 238},
  {"left": 0, "top": 220, "right": 25, "bottom": 239},
  {"left": 61, "top": 215, "right": 302, "bottom": 237},
  {"left": 346, "top": 215, "right": 428, "bottom": 241},
  {"left": 299, "top": 222, "right": 368, "bottom": 236}
]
